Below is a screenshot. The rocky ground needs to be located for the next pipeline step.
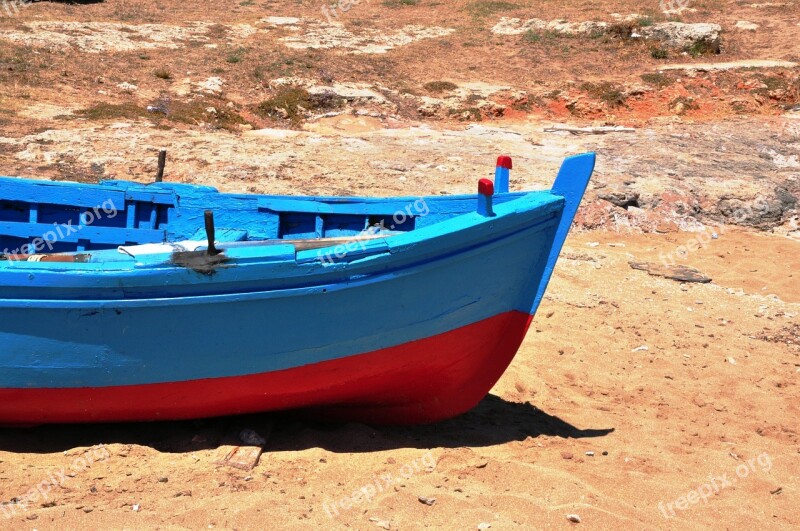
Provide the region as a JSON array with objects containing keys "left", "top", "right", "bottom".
[{"left": 0, "top": 0, "right": 798, "bottom": 529}]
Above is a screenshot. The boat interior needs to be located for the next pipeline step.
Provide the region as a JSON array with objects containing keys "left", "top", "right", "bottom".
[{"left": 0, "top": 177, "right": 533, "bottom": 258}]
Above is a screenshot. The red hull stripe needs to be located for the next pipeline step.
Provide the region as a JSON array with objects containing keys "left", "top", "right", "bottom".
[{"left": 0, "top": 311, "right": 533, "bottom": 425}]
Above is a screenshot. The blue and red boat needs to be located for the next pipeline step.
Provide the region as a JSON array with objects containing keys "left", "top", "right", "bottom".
[{"left": 0, "top": 153, "right": 594, "bottom": 425}]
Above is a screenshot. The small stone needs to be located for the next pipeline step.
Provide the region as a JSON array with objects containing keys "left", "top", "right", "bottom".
[
  {"left": 602, "top": 451, "right": 609, "bottom": 456},
  {"left": 158, "top": 477, "right": 168, "bottom": 483},
  {"left": 83, "top": 507, "right": 93, "bottom": 513},
  {"left": 117, "top": 82, "right": 138, "bottom": 93},
  {"left": 561, "top": 451, "right": 574, "bottom": 460},
  {"left": 418, "top": 496, "right": 436, "bottom": 506},
  {"left": 369, "top": 517, "right": 391, "bottom": 530},
  {"left": 726, "top": 357, "right": 737, "bottom": 365},
  {"left": 478, "top": 524, "right": 492, "bottom": 530},
  {"left": 239, "top": 428, "right": 266, "bottom": 446},
  {"left": 132, "top": 504, "right": 140, "bottom": 512},
  {"left": 585, "top": 451, "right": 595, "bottom": 456},
  {"left": 735, "top": 20, "right": 759, "bottom": 31},
  {"left": 566, "top": 514, "right": 581, "bottom": 523}
]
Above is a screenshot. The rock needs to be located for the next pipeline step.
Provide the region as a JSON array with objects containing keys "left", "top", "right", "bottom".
[
  {"left": 307, "top": 83, "right": 386, "bottom": 104},
  {"left": 239, "top": 428, "right": 266, "bottom": 446},
  {"left": 492, "top": 17, "right": 719, "bottom": 52},
  {"left": 566, "top": 514, "right": 582, "bottom": 523},
  {"left": 262, "top": 16, "right": 301, "bottom": 26},
  {"left": 369, "top": 517, "right": 391, "bottom": 530},
  {"left": 639, "top": 23, "right": 721, "bottom": 52},
  {"left": 117, "top": 82, "right": 138, "bottom": 93},
  {"left": 478, "top": 524, "right": 492, "bottom": 530},
  {"left": 418, "top": 496, "right": 436, "bottom": 506},
  {"left": 735, "top": 21, "right": 759, "bottom": 31},
  {"left": 196, "top": 76, "right": 224, "bottom": 95},
  {"left": 598, "top": 190, "right": 640, "bottom": 209},
  {"left": 561, "top": 451, "right": 574, "bottom": 460},
  {"left": 157, "top": 476, "right": 168, "bottom": 483},
  {"left": 659, "top": 59, "right": 797, "bottom": 71}
]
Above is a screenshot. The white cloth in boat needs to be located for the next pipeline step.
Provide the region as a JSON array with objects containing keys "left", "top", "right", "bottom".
[{"left": 117, "top": 241, "right": 205, "bottom": 257}]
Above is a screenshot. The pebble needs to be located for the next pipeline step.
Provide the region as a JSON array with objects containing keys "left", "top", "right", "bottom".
[
  {"left": 727, "top": 357, "right": 737, "bottom": 365},
  {"left": 132, "top": 504, "right": 140, "bottom": 512},
  {"left": 369, "top": 517, "right": 391, "bottom": 529},
  {"left": 158, "top": 477, "right": 168, "bottom": 483},
  {"left": 566, "top": 514, "right": 581, "bottom": 523},
  {"left": 478, "top": 524, "right": 492, "bottom": 530},
  {"left": 585, "top": 451, "right": 595, "bottom": 456},
  {"left": 418, "top": 496, "right": 436, "bottom": 506},
  {"left": 561, "top": 451, "right": 574, "bottom": 460}
]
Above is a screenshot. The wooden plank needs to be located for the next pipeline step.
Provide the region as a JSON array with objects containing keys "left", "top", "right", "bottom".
[
  {"left": 213, "top": 445, "right": 263, "bottom": 471},
  {"left": 123, "top": 190, "right": 175, "bottom": 205},
  {"left": 0, "top": 178, "right": 126, "bottom": 209},
  {"left": 629, "top": 261, "right": 712, "bottom": 283},
  {"left": 0, "top": 221, "right": 165, "bottom": 246}
]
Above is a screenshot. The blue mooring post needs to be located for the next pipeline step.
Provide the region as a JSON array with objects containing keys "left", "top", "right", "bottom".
[
  {"left": 477, "top": 178, "right": 495, "bottom": 217},
  {"left": 494, "top": 155, "right": 512, "bottom": 193}
]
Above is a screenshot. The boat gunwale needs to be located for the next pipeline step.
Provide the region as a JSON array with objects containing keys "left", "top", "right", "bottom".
[{"left": 0, "top": 198, "right": 563, "bottom": 307}]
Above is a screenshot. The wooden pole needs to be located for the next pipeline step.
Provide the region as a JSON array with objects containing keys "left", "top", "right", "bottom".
[{"left": 155, "top": 149, "right": 167, "bottom": 183}]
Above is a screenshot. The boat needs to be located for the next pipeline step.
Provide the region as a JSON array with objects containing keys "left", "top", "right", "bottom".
[{"left": 0, "top": 152, "right": 595, "bottom": 425}]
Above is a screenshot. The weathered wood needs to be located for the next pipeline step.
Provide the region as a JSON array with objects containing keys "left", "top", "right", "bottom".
[
  {"left": 213, "top": 445, "right": 263, "bottom": 471},
  {"left": 629, "top": 261, "right": 712, "bottom": 283},
  {"left": 155, "top": 149, "right": 167, "bottom": 183}
]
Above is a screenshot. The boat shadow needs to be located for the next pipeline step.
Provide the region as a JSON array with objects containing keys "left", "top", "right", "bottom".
[{"left": 0, "top": 395, "right": 614, "bottom": 454}]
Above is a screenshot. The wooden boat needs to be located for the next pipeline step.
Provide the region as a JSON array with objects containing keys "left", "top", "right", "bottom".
[{"left": 0, "top": 153, "right": 595, "bottom": 425}]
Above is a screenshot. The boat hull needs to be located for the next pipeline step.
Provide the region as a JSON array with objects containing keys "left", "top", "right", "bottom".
[
  {"left": 0, "top": 311, "right": 532, "bottom": 425},
  {"left": 0, "top": 153, "right": 596, "bottom": 425}
]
